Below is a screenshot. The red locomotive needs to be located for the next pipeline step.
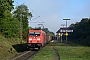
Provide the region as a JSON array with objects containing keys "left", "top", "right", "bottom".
[{"left": 27, "top": 29, "right": 51, "bottom": 49}]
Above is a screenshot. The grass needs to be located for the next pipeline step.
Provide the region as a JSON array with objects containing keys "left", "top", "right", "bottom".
[
  {"left": 33, "top": 42, "right": 90, "bottom": 60},
  {"left": 0, "top": 34, "right": 90, "bottom": 60},
  {"left": 54, "top": 42, "right": 90, "bottom": 60},
  {"left": 0, "top": 35, "right": 26, "bottom": 60},
  {"left": 32, "top": 46, "right": 55, "bottom": 60}
]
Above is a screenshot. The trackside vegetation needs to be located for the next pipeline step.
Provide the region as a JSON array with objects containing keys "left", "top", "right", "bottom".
[
  {"left": 54, "top": 42, "right": 90, "bottom": 60},
  {"left": 32, "top": 46, "right": 55, "bottom": 60},
  {"left": 0, "top": 0, "right": 32, "bottom": 39},
  {"left": 33, "top": 42, "right": 90, "bottom": 60},
  {"left": 0, "top": 35, "right": 28, "bottom": 60},
  {"left": 0, "top": 35, "right": 20, "bottom": 60},
  {"left": 0, "top": 0, "right": 32, "bottom": 59}
]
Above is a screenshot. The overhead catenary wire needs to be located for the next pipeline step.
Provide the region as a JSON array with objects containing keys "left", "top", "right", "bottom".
[
  {"left": 14, "top": 0, "right": 45, "bottom": 29},
  {"left": 21, "top": 0, "right": 44, "bottom": 23}
]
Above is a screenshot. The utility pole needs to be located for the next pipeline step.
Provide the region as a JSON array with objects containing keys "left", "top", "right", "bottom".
[
  {"left": 63, "top": 18, "right": 70, "bottom": 42},
  {"left": 20, "top": 15, "right": 23, "bottom": 44},
  {"left": 38, "top": 22, "right": 44, "bottom": 29},
  {"left": 15, "top": 0, "right": 23, "bottom": 44}
]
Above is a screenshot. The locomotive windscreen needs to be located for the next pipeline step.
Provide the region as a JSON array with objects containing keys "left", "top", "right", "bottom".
[{"left": 29, "top": 32, "right": 40, "bottom": 36}]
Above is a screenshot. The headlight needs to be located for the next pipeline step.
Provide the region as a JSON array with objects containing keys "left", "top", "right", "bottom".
[
  {"left": 37, "top": 38, "right": 40, "bottom": 40},
  {"left": 29, "top": 38, "right": 32, "bottom": 40}
]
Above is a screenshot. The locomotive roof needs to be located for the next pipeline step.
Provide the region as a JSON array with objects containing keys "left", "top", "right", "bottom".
[{"left": 29, "top": 29, "right": 46, "bottom": 34}]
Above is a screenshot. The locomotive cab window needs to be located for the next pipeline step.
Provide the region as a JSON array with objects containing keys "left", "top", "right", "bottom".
[
  {"left": 29, "top": 32, "right": 34, "bottom": 36},
  {"left": 29, "top": 32, "right": 40, "bottom": 36},
  {"left": 35, "top": 32, "right": 40, "bottom": 36}
]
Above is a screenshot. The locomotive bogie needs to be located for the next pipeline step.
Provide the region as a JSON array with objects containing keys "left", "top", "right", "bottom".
[{"left": 27, "top": 43, "right": 42, "bottom": 48}]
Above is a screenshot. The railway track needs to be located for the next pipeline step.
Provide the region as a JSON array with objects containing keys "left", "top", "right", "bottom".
[{"left": 10, "top": 50, "right": 39, "bottom": 60}]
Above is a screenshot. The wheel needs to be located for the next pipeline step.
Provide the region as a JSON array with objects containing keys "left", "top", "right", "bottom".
[{"left": 38, "top": 46, "right": 41, "bottom": 50}]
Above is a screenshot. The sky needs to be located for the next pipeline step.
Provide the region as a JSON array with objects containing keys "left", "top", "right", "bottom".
[{"left": 14, "top": 0, "right": 90, "bottom": 33}]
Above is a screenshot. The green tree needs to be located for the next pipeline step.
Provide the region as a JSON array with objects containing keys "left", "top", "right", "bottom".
[
  {"left": 0, "top": 0, "right": 18, "bottom": 38},
  {"left": 1, "top": 10, "right": 20, "bottom": 38},
  {"left": 88, "top": 18, "right": 90, "bottom": 26},
  {"left": 13, "top": 4, "right": 32, "bottom": 40},
  {"left": 0, "top": 0, "right": 14, "bottom": 18},
  {"left": 42, "top": 28, "right": 49, "bottom": 34},
  {"left": 28, "top": 26, "right": 34, "bottom": 30},
  {"left": 42, "top": 28, "right": 55, "bottom": 36},
  {"left": 68, "top": 18, "right": 90, "bottom": 46}
]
